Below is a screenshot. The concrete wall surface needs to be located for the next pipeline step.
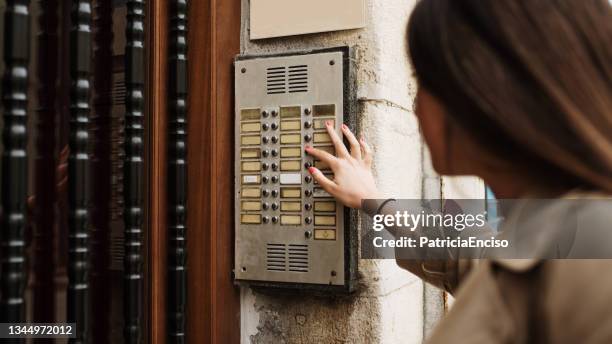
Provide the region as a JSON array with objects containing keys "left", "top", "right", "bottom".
[{"left": 239, "top": 1, "right": 484, "bottom": 343}]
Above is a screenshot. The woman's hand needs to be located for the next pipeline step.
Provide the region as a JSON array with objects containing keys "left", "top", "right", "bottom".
[{"left": 305, "top": 121, "right": 381, "bottom": 209}]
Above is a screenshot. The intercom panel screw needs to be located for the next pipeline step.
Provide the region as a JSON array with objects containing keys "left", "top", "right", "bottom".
[
  {"left": 241, "top": 67, "right": 246, "bottom": 73},
  {"left": 331, "top": 270, "right": 337, "bottom": 277},
  {"left": 329, "top": 60, "right": 335, "bottom": 65},
  {"left": 305, "top": 231, "right": 313, "bottom": 239}
]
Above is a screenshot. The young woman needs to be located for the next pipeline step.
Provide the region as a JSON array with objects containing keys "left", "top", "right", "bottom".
[{"left": 305, "top": 0, "right": 612, "bottom": 342}]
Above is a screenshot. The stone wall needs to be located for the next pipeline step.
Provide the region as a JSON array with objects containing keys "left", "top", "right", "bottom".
[{"left": 239, "top": 1, "right": 484, "bottom": 342}]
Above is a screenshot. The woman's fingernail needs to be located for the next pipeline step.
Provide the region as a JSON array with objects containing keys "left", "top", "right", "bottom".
[
  {"left": 342, "top": 124, "right": 348, "bottom": 130},
  {"left": 326, "top": 120, "right": 331, "bottom": 126},
  {"left": 308, "top": 167, "right": 317, "bottom": 174}
]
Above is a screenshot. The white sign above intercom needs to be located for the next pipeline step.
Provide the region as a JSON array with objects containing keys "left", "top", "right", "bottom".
[{"left": 250, "top": 0, "right": 366, "bottom": 40}]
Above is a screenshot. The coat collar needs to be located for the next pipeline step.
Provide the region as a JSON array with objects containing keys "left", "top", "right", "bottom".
[{"left": 489, "top": 190, "right": 611, "bottom": 272}]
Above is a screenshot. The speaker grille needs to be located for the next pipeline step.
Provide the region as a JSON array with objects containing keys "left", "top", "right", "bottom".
[
  {"left": 288, "top": 244, "right": 309, "bottom": 273},
  {"left": 266, "top": 66, "right": 286, "bottom": 94},
  {"left": 287, "top": 65, "right": 308, "bottom": 93},
  {"left": 265, "top": 243, "right": 309, "bottom": 273},
  {"left": 266, "top": 243, "right": 286, "bottom": 271},
  {"left": 266, "top": 64, "right": 309, "bottom": 94}
]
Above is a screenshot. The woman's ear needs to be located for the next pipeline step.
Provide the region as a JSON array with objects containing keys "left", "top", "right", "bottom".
[
  {"left": 416, "top": 88, "right": 486, "bottom": 176},
  {"left": 415, "top": 88, "right": 452, "bottom": 174}
]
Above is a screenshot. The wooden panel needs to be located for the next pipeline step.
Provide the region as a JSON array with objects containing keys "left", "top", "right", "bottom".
[
  {"left": 90, "top": 0, "right": 113, "bottom": 341},
  {"left": 125, "top": 0, "right": 146, "bottom": 343},
  {"left": 33, "top": 0, "right": 59, "bottom": 325},
  {"left": 186, "top": 0, "right": 241, "bottom": 342},
  {"left": 67, "top": 0, "right": 92, "bottom": 342},
  {"left": 1, "top": 0, "right": 31, "bottom": 324},
  {"left": 148, "top": 0, "right": 169, "bottom": 341}
]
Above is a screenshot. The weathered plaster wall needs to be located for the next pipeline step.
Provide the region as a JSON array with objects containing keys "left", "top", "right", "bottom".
[{"left": 239, "top": 1, "right": 484, "bottom": 343}]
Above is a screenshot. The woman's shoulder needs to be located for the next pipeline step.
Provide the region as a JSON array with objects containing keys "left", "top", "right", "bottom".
[
  {"left": 562, "top": 189, "right": 612, "bottom": 199},
  {"left": 540, "top": 260, "right": 612, "bottom": 342},
  {"left": 561, "top": 190, "right": 612, "bottom": 258},
  {"left": 501, "top": 190, "right": 612, "bottom": 260}
]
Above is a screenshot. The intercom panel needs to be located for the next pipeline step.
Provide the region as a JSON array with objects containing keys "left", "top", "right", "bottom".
[{"left": 234, "top": 48, "right": 356, "bottom": 291}]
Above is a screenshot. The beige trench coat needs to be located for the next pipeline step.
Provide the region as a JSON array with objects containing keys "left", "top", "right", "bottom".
[{"left": 363, "top": 193, "right": 612, "bottom": 344}]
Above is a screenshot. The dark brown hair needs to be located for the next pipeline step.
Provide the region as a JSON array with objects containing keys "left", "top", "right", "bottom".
[{"left": 408, "top": 0, "right": 612, "bottom": 192}]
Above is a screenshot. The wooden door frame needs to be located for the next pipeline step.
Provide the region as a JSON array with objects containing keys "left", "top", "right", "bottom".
[
  {"left": 148, "top": 0, "right": 242, "bottom": 343},
  {"left": 186, "top": 0, "right": 242, "bottom": 342}
]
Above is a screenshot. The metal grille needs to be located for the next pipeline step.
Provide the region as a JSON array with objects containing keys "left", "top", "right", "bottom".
[
  {"left": 288, "top": 65, "right": 308, "bottom": 93},
  {"left": 266, "top": 66, "right": 286, "bottom": 94},
  {"left": 265, "top": 244, "right": 309, "bottom": 273},
  {"left": 266, "top": 64, "right": 309, "bottom": 94},
  {"left": 266, "top": 244, "right": 287, "bottom": 271},
  {"left": 288, "top": 244, "right": 309, "bottom": 273}
]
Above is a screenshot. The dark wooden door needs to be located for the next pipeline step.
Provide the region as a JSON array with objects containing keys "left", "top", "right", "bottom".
[{"left": 1, "top": 0, "right": 240, "bottom": 343}]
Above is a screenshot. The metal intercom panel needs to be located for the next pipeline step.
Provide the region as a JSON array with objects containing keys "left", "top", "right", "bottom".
[{"left": 234, "top": 48, "right": 356, "bottom": 292}]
